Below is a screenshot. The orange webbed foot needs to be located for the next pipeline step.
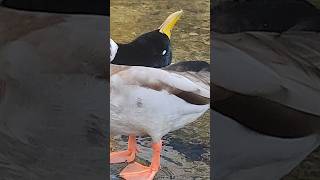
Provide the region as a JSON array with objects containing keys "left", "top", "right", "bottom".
[
  {"left": 120, "top": 162, "right": 158, "bottom": 180},
  {"left": 110, "top": 135, "right": 137, "bottom": 164},
  {"left": 120, "top": 141, "right": 162, "bottom": 180}
]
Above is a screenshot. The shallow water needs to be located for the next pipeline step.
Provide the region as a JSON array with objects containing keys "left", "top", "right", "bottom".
[{"left": 110, "top": 0, "right": 210, "bottom": 179}]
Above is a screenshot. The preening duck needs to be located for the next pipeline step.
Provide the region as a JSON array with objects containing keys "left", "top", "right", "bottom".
[
  {"left": 212, "top": 1, "right": 320, "bottom": 179},
  {"left": 111, "top": 10, "right": 183, "bottom": 68},
  {"left": 110, "top": 50, "right": 210, "bottom": 179}
]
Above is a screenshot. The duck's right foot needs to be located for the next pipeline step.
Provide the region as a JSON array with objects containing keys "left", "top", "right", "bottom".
[{"left": 110, "top": 135, "right": 137, "bottom": 164}]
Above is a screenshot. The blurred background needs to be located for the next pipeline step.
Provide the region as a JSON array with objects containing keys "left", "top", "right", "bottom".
[{"left": 212, "top": 0, "right": 320, "bottom": 180}]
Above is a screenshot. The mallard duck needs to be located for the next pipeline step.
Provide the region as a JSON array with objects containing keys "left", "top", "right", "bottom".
[
  {"left": 110, "top": 46, "right": 210, "bottom": 179},
  {"left": 111, "top": 10, "right": 183, "bottom": 68},
  {"left": 212, "top": 1, "right": 320, "bottom": 177}
]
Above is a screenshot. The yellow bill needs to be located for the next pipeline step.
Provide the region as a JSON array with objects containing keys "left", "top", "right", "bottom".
[{"left": 159, "top": 10, "right": 183, "bottom": 39}]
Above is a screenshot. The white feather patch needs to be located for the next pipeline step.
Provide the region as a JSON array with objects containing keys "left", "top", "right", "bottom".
[{"left": 110, "top": 39, "right": 118, "bottom": 62}]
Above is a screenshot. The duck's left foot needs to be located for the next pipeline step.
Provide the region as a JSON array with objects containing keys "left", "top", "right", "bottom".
[
  {"left": 120, "top": 162, "right": 158, "bottom": 180},
  {"left": 120, "top": 141, "right": 162, "bottom": 180}
]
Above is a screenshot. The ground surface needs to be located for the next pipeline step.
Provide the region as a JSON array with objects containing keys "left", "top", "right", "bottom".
[{"left": 110, "top": 0, "right": 210, "bottom": 179}]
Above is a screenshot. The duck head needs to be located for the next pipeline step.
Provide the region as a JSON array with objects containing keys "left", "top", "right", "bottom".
[{"left": 111, "top": 10, "right": 183, "bottom": 68}]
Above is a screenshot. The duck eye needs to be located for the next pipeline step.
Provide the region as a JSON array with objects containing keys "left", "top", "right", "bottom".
[{"left": 162, "top": 50, "right": 167, "bottom": 55}]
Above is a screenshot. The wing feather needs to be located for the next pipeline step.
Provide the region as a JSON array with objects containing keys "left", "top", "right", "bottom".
[{"left": 111, "top": 65, "right": 210, "bottom": 105}]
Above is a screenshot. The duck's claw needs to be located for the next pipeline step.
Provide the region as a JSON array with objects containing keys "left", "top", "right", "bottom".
[{"left": 120, "top": 162, "right": 158, "bottom": 180}]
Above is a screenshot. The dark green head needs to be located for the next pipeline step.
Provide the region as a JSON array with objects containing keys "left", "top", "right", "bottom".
[
  {"left": 111, "top": 30, "right": 172, "bottom": 68},
  {"left": 111, "top": 10, "right": 183, "bottom": 68}
]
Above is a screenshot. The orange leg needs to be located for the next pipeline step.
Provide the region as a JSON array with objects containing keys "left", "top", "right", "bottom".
[
  {"left": 120, "top": 141, "right": 162, "bottom": 180},
  {"left": 110, "top": 135, "right": 137, "bottom": 164}
]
